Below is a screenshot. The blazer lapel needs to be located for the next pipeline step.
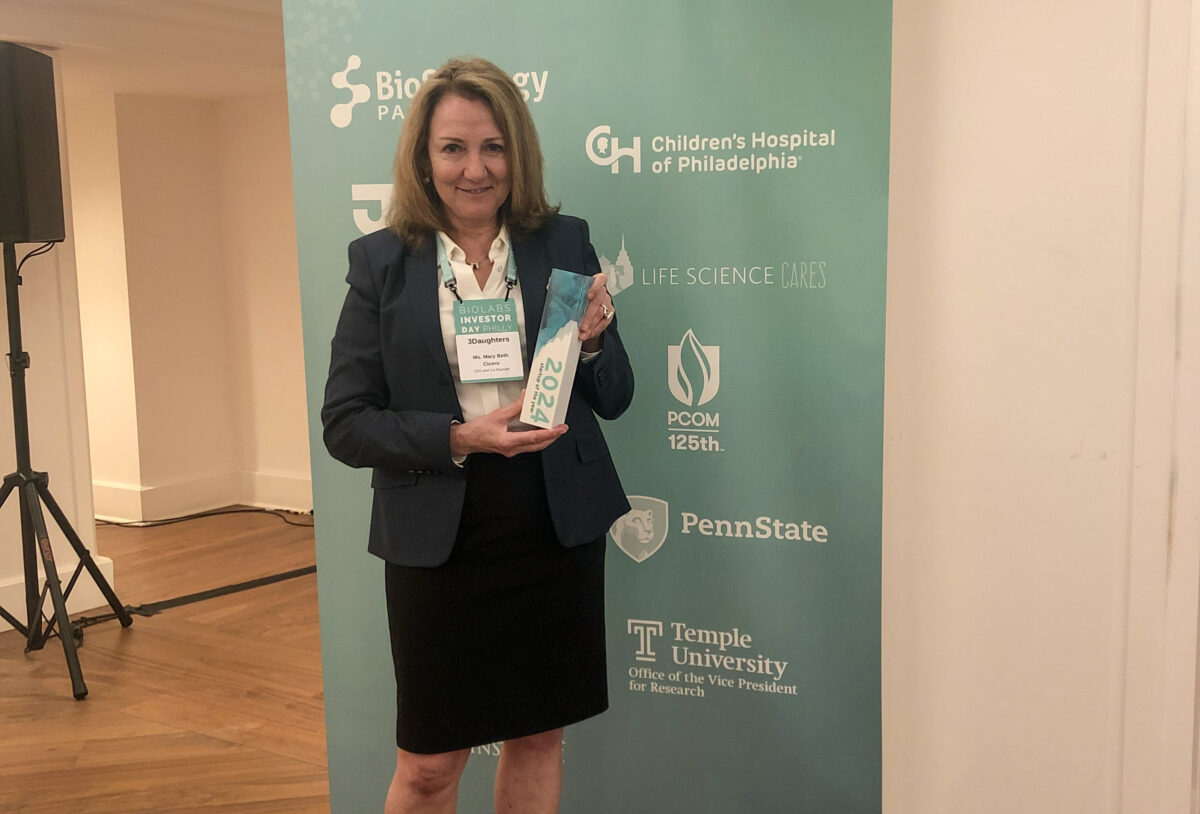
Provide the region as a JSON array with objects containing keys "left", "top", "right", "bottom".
[
  {"left": 404, "top": 238, "right": 454, "bottom": 385},
  {"left": 513, "top": 232, "right": 549, "bottom": 363}
]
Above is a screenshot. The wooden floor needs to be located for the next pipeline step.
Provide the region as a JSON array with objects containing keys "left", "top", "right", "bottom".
[{"left": 0, "top": 510, "right": 330, "bottom": 813}]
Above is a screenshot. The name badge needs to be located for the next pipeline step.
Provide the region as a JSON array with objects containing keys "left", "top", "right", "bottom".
[{"left": 454, "top": 298, "right": 523, "bottom": 383}]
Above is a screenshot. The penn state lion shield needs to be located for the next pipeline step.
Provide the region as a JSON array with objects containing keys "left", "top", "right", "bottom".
[{"left": 608, "top": 496, "right": 670, "bottom": 563}]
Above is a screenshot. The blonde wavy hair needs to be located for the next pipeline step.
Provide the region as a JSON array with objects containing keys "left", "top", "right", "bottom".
[{"left": 386, "top": 57, "right": 559, "bottom": 245}]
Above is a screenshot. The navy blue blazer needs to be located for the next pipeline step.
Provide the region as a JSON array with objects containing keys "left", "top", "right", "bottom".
[{"left": 322, "top": 214, "right": 634, "bottom": 566}]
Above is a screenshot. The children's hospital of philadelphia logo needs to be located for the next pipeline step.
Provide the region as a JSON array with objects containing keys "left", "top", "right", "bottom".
[
  {"left": 585, "top": 122, "right": 836, "bottom": 176},
  {"left": 585, "top": 125, "right": 643, "bottom": 174}
]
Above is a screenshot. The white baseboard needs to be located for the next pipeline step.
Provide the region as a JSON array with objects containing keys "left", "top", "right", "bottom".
[
  {"left": 93, "top": 473, "right": 240, "bottom": 522},
  {"left": 0, "top": 555, "right": 115, "bottom": 633},
  {"left": 92, "top": 481, "right": 145, "bottom": 522},
  {"left": 92, "top": 471, "right": 313, "bottom": 522},
  {"left": 141, "top": 473, "right": 241, "bottom": 520},
  {"left": 241, "top": 471, "right": 313, "bottom": 513}
]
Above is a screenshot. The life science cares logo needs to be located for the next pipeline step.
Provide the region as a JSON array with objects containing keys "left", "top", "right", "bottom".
[
  {"left": 598, "top": 236, "right": 635, "bottom": 297},
  {"left": 586, "top": 125, "right": 642, "bottom": 174},
  {"left": 330, "top": 55, "right": 371, "bottom": 128},
  {"left": 609, "top": 496, "right": 670, "bottom": 563}
]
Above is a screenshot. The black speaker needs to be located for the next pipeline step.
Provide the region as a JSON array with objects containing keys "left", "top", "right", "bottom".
[{"left": 0, "top": 42, "right": 65, "bottom": 244}]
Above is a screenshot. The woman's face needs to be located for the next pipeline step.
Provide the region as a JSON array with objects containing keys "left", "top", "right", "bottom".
[{"left": 426, "top": 93, "right": 511, "bottom": 235}]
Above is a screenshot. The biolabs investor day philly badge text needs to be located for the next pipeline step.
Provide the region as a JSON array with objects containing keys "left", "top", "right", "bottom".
[{"left": 517, "top": 269, "right": 592, "bottom": 429}]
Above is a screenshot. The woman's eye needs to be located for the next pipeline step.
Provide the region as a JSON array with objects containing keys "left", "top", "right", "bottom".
[
  {"left": 442, "top": 143, "right": 462, "bottom": 153},
  {"left": 486, "top": 143, "right": 505, "bottom": 153}
]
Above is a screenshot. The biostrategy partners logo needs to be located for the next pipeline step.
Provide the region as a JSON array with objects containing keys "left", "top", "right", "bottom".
[
  {"left": 585, "top": 125, "right": 642, "bottom": 174},
  {"left": 330, "top": 55, "right": 371, "bottom": 128},
  {"left": 609, "top": 496, "right": 670, "bottom": 563},
  {"left": 328, "top": 59, "right": 549, "bottom": 129}
]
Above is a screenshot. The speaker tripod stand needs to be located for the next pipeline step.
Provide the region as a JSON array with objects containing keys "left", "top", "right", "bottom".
[{"left": 0, "top": 242, "right": 131, "bottom": 699}]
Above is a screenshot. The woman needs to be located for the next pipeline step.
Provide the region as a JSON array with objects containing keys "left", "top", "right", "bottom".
[{"left": 321, "top": 57, "right": 633, "bottom": 814}]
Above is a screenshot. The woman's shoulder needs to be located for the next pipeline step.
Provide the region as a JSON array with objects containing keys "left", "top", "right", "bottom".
[
  {"left": 344, "top": 228, "right": 435, "bottom": 293},
  {"left": 541, "top": 212, "right": 587, "bottom": 231},
  {"left": 348, "top": 227, "right": 438, "bottom": 270},
  {"left": 350, "top": 227, "right": 409, "bottom": 259},
  {"left": 532, "top": 213, "right": 590, "bottom": 243}
]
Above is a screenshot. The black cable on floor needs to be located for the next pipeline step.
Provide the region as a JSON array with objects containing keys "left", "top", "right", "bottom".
[
  {"left": 72, "top": 565, "right": 317, "bottom": 631},
  {"left": 96, "top": 506, "right": 314, "bottom": 528},
  {"left": 70, "top": 508, "right": 316, "bottom": 635}
]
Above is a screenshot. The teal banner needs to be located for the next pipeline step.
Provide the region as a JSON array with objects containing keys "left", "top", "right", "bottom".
[{"left": 285, "top": 2, "right": 890, "bottom": 811}]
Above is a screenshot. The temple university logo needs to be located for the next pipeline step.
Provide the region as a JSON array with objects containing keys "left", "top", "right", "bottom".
[
  {"left": 627, "top": 619, "right": 664, "bottom": 662},
  {"left": 598, "top": 236, "right": 634, "bottom": 297},
  {"left": 330, "top": 55, "right": 371, "bottom": 128},
  {"left": 609, "top": 496, "right": 670, "bottom": 563},
  {"left": 668, "top": 329, "right": 720, "bottom": 407},
  {"left": 585, "top": 125, "right": 642, "bottom": 174}
]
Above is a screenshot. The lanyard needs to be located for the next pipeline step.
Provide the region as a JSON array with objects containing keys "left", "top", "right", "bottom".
[{"left": 436, "top": 234, "right": 518, "bottom": 303}]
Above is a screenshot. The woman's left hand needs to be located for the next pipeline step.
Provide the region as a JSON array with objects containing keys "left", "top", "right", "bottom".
[{"left": 579, "top": 273, "right": 615, "bottom": 353}]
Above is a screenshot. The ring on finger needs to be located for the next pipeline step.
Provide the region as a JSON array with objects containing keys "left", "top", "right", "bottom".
[{"left": 600, "top": 303, "right": 614, "bottom": 320}]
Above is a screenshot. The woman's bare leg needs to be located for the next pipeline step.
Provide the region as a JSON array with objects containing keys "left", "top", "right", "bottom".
[
  {"left": 494, "top": 728, "right": 563, "bottom": 814},
  {"left": 385, "top": 747, "right": 470, "bottom": 814}
]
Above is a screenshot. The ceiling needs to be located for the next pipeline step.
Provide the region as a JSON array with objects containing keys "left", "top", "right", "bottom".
[{"left": 0, "top": 0, "right": 286, "bottom": 96}]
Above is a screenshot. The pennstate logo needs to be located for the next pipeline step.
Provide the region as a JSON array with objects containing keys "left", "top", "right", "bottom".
[
  {"left": 668, "top": 329, "right": 720, "bottom": 407},
  {"left": 330, "top": 55, "right": 371, "bottom": 128},
  {"left": 609, "top": 496, "right": 670, "bottom": 563}
]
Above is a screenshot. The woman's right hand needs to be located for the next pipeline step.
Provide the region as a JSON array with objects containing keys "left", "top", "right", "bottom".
[{"left": 449, "top": 394, "right": 567, "bottom": 459}]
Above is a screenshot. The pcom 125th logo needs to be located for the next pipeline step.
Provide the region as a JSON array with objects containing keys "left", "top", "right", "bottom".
[{"left": 667, "top": 329, "right": 722, "bottom": 453}]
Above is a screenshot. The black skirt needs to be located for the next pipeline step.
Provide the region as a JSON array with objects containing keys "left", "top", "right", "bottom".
[{"left": 384, "top": 450, "right": 608, "bottom": 754}]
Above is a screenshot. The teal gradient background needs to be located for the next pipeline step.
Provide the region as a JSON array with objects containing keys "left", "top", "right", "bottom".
[{"left": 284, "top": 1, "right": 890, "bottom": 810}]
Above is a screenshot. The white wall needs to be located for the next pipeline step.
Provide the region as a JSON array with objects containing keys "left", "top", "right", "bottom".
[
  {"left": 114, "top": 94, "right": 243, "bottom": 516},
  {"left": 54, "top": 72, "right": 311, "bottom": 520},
  {"left": 2, "top": 1, "right": 307, "bottom": 524},
  {"left": 61, "top": 54, "right": 144, "bottom": 521},
  {"left": 883, "top": 2, "right": 1198, "bottom": 813},
  {"left": 218, "top": 94, "right": 313, "bottom": 510},
  {"left": 83, "top": 90, "right": 313, "bottom": 520}
]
